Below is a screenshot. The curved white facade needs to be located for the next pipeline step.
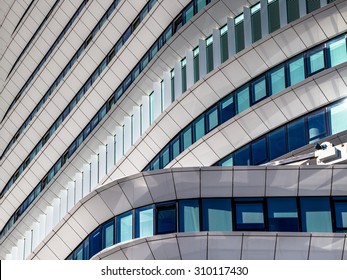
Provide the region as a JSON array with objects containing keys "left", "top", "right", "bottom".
[{"left": 1, "top": 0, "right": 347, "bottom": 260}]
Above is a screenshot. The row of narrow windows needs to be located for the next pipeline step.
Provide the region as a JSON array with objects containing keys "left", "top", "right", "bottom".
[{"left": 67, "top": 195, "right": 347, "bottom": 260}]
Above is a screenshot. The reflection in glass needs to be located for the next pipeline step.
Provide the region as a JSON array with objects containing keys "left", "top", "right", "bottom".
[
  {"left": 202, "top": 199, "right": 232, "bottom": 231},
  {"left": 179, "top": 200, "right": 200, "bottom": 232},
  {"left": 267, "top": 198, "right": 299, "bottom": 231}
]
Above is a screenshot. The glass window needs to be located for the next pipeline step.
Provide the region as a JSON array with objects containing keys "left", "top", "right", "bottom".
[
  {"left": 288, "top": 118, "right": 306, "bottom": 151},
  {"left": 196, "top": 0, "right": 206, "bottom": 13},
  {"left": 206, "top": 40, "right": 213, "bottom": 73},
  {"left": 308, "top": 49, "right": 325, "bottom": 75},
  {"left": 251, "top": 138, "right": 267, "bottom": 165},
  {"left": 182, "top": 64, "right": 187, "bottom": 92},
  {"left": 328, "top": 36, "right": 347, "bottom": 67},
  {"left": 234, "top": 145, "right": 250, "bottom": 165},
  {"left": 268, "top": 0, "right": 280, "bottom": 33},
  {"left": 306, "top": 0, "right": 320, "bottom": 13},
  {"left": 270, "top": 66, "right": 286, "bottom": 95},
  {"left": 221, "top": 95, "right": 234, "bottom": 123},
  {"left": 308, "top": 110, "right": 327, "bottom": 142},
  {"left": 267, "top": 198, "right": 299, "bottom": 231},
  {"left": 172, "top": 137, "right": 180, "bottom": 159},
  {"left": 269, "top": 127, "right": 286, "bottom": 160},
  {"left": 235, "top": 21, "right": 245, "bottom": 53},
  {"left": 183, "top": 3, "right": 194, "bottom": 23},
  {"left": 288, "top": 56, "right": 305, "bottom": 85},
  {"left": 193, "top": 51, "right": 199, "bottom": 82},
  {"left": 333, "top": 199, "right": 347, "bottom": 231},
  {"left": 102, "top": 220, "right": 114, "bottom": 249},
  {"left": 287, "top": 0, "right": 300, "bottom": 23},
  {"left": 300, "top": 197, "right": 332, "bottom": 232},
  {"left": 236, "top": 86, "right": 250, "bottom": 114},
  {"left": 220, "top": 31, "right": 228, "bottom": 63},
  {"left": 74, "top": 244, "right": 84, "bottom": 260},
  {"left": 206, "top": 106, "right": 219, "bottom": 132},
  {"left": 251, "top": 8, "right": 261, "bottom": 43},
  {"left": 149, "top": 93, "right": 154, "bottom": 124},
  {"left": 182, "top": 126, "right": 192, "bottom": 150},
  {"left": 90, "top": 228, "right": 101, "bottom": 258},
  {"left": 329, "top": 101, "right": 347, "bottom": 135},
  {"left": 162, "top": 146, "right": 170, "bottom": 167},
  {"left": 156, "top": 203, "right": 176, "bottom": 234},
  {"left": 252, "top": 76, "right": 267, "bottom": 103},
  {"left": 179, "top": 199, "right": 199, "bottom": 232},
  {"left": 117, "top": 211, "right": 133, "bottom": 243},
  {"left": 135, "top": 206, "right": 153, "bottom": 238},
  {"left": 152, "top": 156, "right": 160, "bottom": 170},
  {"left": 221, "top": 155, "right": 233, "bottom": 166},
  {"left": 235, "top": 200, "right": 265, "bottom": 230},
  {"left": 202, "top": 199, "right": 232, "bottom": 231},
  {"left": 194, "top": 116, "right": 205, "bottom": 141}
]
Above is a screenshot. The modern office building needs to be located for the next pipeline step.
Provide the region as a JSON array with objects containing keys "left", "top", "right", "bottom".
[{"left": 1, "top": 0, "right": 347, "bottom": 260}]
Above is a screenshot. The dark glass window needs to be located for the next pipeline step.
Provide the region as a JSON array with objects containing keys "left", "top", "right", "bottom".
[
  {"left": 333, "top": 199, "right": 347, "bottom": 231},
  {"left": 251, "top": 6, "right": 261, "bottom": 43},
  {"left": 307, "top": 110, "right": 327, "bottom": 143},
  {"left": 267, "top": 198, "right": 299, "bottom": 231},
  {"left": 251, "top": 138, "right": 267, "bottom": 165},
  {"left": 156, "top": 203, "right": 176, "bottom": 234},
  {"left": 287, "top": 0, "right": 300, "bottom": 23},
  {"left": 268, "top": 127, "right": 286, "bottom": 160},
  {"left": 220, "top": 28, "right": 228, "bottom": 63},
  {"left": 206, "top": 38, "right": 213, "bottom": 73},
  {"left": 202, "top": 199, "right": 232, "bottom": 231},
  {"left": 90, "top": 228, "right": 101, "bottom": 258},
  {"left": 288, "top": 118, "right": 306, "bottom": 151},
  {"left": 102, "top": 220, "right": 114, "bottom": 249},
  {"left": 193, "top": 50, "right": 199, "bottom": 82},
  {"left": 300, "top": 197, "right": 332, "bottom": 232},
  {"left": 221, "top": 95, "right": 234, "bottom": 123},
  {"left": 306, "top": 0, "right": 320, "bottom": 13},
  {"left": 179, "top": 199, "right": 200, "bottom": 232},
  {"left": 235, "top": 199, "right": 265, "bottom": 230},
  {"left": 235, "top": 20, "right": 245, "bottom": 53},
  {"left": 182, "top": 64, "right": 187, "bottom": 92},
  {"left": 234, "top": 145, "right": 250, "bottom": 165},
  {"left": 268, "top": 0, "right": 280, "bottom": 33}
]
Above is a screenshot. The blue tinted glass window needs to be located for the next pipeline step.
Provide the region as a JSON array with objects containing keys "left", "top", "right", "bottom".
[
  {"left": 152, "top": 156, "right": 160, "bottom": 170},
  {"left": 270, "top": 66, "right": 285, "bottom": 95},
  {"left": 102, "top": 220, "right": 114, "bottom": 249},
  {"left": 184, "top": 3, "right": 194, "bottom": 22},
  {"left": 196, "top": 0, "right": 206, "bottom": 12},
  {"left": 207, "top": 106, "right": 219, "bottom": 132},
  {"left": 300, "top": 197, "right": 332, "bottom": 232},
  {"left": 221, "top": 155, "right": 233, "bottom": 166},
  {"left": 234, "top": 145, "right": 250, "bottom": 165},
  {"left": 252, "top": 76, "right": 267, "bottom": 103},
  {"left": 308, "top": 110, "right": 326, "bottom": 142},
  {"left": 251, "top": 138, "right": 267, "bottom": 165},
  {"left": 135, "top": 206, "right": 153, "bottom": 238},
  {"left": 156, "top": 203, "right": 176, "bottom": 234},
  {"left": 328, "top": 36, "right": 347, "bottom": 67},
  {"left": 172, "top": 137, "right": 180, "bottom": 159},
  {"left": 267, "top": 198, "right": 299, "bottom": 232},
  {"left": 334, "top": 200, "right": 347, "bottom": 231},
  {"left": 288, "top": 118, "right": 306, "bottom": 151},
  {"left": 117, "top": 211, "right": 133, "bottom": 243},
  {"left": 268, "top": 127, "right": 286, "bottom": 160},
  {"left": 194, "top": 116, "right": 205, "bottom": 141},
  {"left": 289, "top": 56, "right": 305, "bottom": 85},
  {"left": 236, "top": 86, "right": 250, "bottom": 114},
  {"left": 74, "top": 244, "right": 84, "bottom": 260},
  {"left": 235, "top": 201, "right": 265, "bottom": 230},
  {"left": 202, "top": 199, "right": 232, "bottom": 231},
  {"left": 329, "top": 101, "right": 347, "bottom": 134},
  {"left": 179, "top": 199, "right": 199, "bottom": 232},
  {"left": 221, "top": 96, "right": 234, "bottom": 124},
  {"left": 162, "top": 146, "right": 170, "bottom": 167},
  {"left": 182, "top": 126, "right": 192, "bottom": 150},
  {"left": 90, "top": 228, "right": 101, "bottom": 258},
  {"left": 308, "top": 49, "right": 325, "bottom": 74}
]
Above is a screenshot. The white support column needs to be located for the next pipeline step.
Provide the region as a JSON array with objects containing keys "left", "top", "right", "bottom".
[
  {"left": 299, "top": 0, "right": 307, "bottom": 17},
  {"left": 174, "top": 61, "right": 182, "bottom": 99},
  {"left": 107, "top": 136, "right": 115, "bottom": 172},
  {"left": 153, "top": 82, "right": 161, "bottom": 121},
  {"left": 99, "top": 145, "right": 107, "bottom": 180},
  {"left": 45, "top": 206, "right": 54, "bottom": 235},
  {"left": 243, "top": 7, "right": 252, "bottom": 48},
  {"left": 163, "top": 71, "right": 172, "bottom": 109},
  {"left": 11, "top": 247, "right": 18, "bottom": 260},
  {"left": 60, "top": 189, "right": 68, "bottom": 218},
  {"left": 17, "top": 239, "right": 25, "bottom": 260},
  {"left": 141, "top": 96, "right": 150, "bottom": 132},
  {"left": 32, "top": 222, "right": 40, "bottom": 250},
  {"left": 52, "top": 198, "right": 60, "bottom": 227},
  {"left": 133, "top": 106, "right": 141, "bottom": 143},
  {"left": 212, "top": 29, "right": 221, "bottom": 68},
  {"left": 24, "top": 230, "right": 32, "bottom": 259},
  {"left": 279, "top": 0, "right": 288, "bottom": 28},
  {"left": 198, "top": 39, "right": 207, "bottom": 78},
  {"left": 67, "top": 181, "right": 75, "bottom": 211},
  {"left": 75, "top": 172, "right": 83, "bottom": 203},
  {"left": 90, "top": 154, "right": 99, "bottom": 189},
  {"left": 116, "top": 126, "right": 123, "bottom": 162},
  {"left": 320, "top": 0, "right": 327, "bottom": 8},
  {"left": 227, "top": 17, "right": 236, "bottom": 57},
  {"left": 82, "top": 164, "right": 91, "bottom": 197},
  {"left": 185, "top": 50, "right": 194, "bottom": 89},
  {"left": 124, "top": 116, "right": 132, "bottom": 153},
  {"left": 261, "top": 0, "right": 269, "bottom": 37},
  {"left": 39, "top": 214, "right": 46, "bottom": 242}
]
